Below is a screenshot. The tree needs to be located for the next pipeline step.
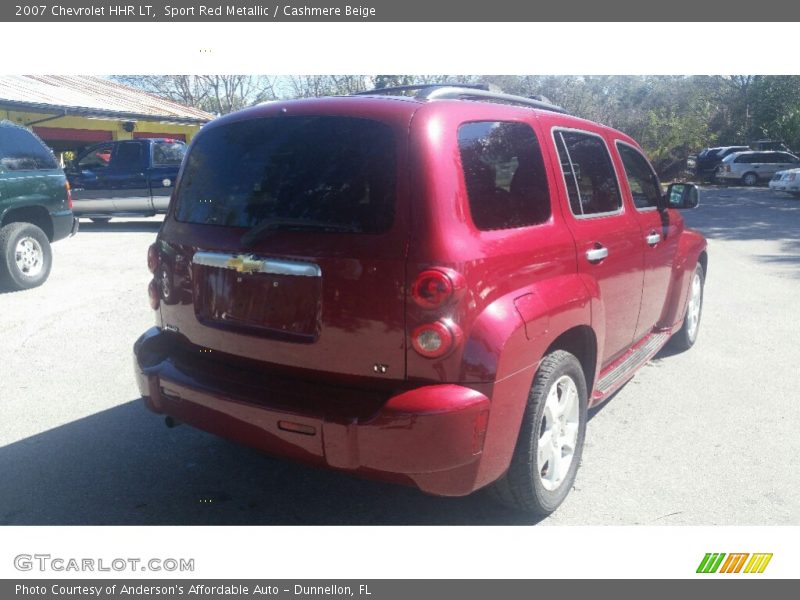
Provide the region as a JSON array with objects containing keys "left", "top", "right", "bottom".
[{"left": 110, "top": 75, "right": 278, "bottom": 115}]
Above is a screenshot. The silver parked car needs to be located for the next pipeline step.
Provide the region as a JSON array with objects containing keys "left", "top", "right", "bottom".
[
  {"left": 716, "top": 150, "right": 800, "bottom": 186},
  {"left": 768, "top": 168, "right": 800, "bottom": 197}
]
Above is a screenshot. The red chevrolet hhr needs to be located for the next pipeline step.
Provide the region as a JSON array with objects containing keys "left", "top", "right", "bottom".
[{"left": 134, "top": 85, "right": 707, "bottom": 515}]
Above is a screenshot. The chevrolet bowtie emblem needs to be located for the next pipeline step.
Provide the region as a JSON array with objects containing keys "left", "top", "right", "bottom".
[{"left": 226, "top": 255, "right": 263, "bottom": 273}]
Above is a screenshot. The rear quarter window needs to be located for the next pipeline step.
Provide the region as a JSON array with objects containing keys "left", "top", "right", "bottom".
[
  {"left": 175, "top": 116, "right": 396, "bottom": 234},
  {"left": 457, "top": 121, "right": 551, "bottom": 231}
]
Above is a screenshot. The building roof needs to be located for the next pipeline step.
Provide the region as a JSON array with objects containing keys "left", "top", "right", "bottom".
[{"left": 0, "top": 75, "right": 213, "bottom": 124}]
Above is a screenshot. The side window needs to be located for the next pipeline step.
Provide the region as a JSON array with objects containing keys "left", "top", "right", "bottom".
[
  {"left": 153, "top": 141, "right": 186, "bottom": 166},
  {"left": 111, "top": 142, "right": 144, "bottom": 171},
  {"left": 78, "top": 144, "right": 114, "bottom": 170},
  {"left": 0, "top": 125, "right": 58, "bottom": 171},
  {"left": 617, "top": 143, "right": 662, "bottom": 210},
  {"left": 554, "top": 129, "right": 622, "bottom": 217},
  {"left": 458, "top": 121, "right": 551, "bottom": 231}
]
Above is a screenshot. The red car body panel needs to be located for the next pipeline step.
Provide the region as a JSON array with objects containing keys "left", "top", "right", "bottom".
[{"left": 134, "top": 95, "right": 707, "bottom": 497}]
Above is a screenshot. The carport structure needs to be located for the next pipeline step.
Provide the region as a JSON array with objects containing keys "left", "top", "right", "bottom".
[{"left": 0, "top": 75, "right": 212, "bottom": 159}]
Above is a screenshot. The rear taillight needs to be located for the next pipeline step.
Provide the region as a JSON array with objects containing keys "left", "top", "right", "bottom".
[
  {"left": 148, "top": 280, "right": 160, "bottom": 310},
  {"left": 412, "top": 270, "right": 453, "bottom": 308},
  {"left": 147, "top": 243, "right": 159, "bottom": 273},
  {"left": 411, "top": 268, "right": 464, "bottom": 309},
  {"left": 65, "top": 181, "right": 73, "bottom": 209},
  {"left": 411, "top": 321, "right": 455, "bottom": 358},
  {"left": 408, "top": 268, "right": 466, "bottom": 360}
]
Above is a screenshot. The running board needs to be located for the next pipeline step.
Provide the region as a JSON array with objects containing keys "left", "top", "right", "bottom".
[{"left": 594, "top": 331, "right": 671, "bottom": 400}]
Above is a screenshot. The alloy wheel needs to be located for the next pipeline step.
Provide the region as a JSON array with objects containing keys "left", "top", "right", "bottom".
[{"left": 537, "top": 375, "right": 580, "bottom": 491}]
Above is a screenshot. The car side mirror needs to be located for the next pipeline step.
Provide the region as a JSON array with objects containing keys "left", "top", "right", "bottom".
[{"left": 664, "top": 183, "right": 699, "bottom": 210}]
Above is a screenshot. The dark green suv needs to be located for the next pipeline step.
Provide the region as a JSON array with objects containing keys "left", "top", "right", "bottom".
[{"left": 0, "top": 121, "right": 78, "bottom": 290}]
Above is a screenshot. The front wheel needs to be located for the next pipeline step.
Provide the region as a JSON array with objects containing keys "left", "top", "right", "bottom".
[
  {"left": 670, "top": 263, "right": 705, "bottom": 351},
  {"left": 489, "top": 350, "right": 588, "bottom": 515},
  {"left": 0, "top": 222, "right": 53, "bottom": 291}
]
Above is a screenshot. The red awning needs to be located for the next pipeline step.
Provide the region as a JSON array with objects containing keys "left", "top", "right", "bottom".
[{"left": 33, "top": 126, "right": 113, "bottom": 143}]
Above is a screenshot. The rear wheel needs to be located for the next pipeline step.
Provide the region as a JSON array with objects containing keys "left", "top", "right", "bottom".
[
  {"left": 0, "top": 222, "right": 53, "bottom": 291},
  {"left": 742, "top": 172, "right": 759, "bottom": 186},
  {"left": 670, "top": 263, "right": 705, "bottom": 351},
  {"left": 489, "top": 350, "right": 588, "bottom": 515}
]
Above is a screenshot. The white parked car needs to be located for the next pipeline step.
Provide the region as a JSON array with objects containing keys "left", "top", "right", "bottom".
[
  {"left": 716, "top": 151, "right": 800, "bottom": 186},
  {"left": 768, "top": 168, "right": 800, "bottom": 197}
]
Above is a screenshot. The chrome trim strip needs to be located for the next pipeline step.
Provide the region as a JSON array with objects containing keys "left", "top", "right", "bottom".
[{"left": 192, "top": 251, "right": 322, "bottom": 277}]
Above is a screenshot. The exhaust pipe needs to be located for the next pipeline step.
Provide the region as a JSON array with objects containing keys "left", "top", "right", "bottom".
[{"left": 165, "top": 416, "right": 182, "bottom": 428}]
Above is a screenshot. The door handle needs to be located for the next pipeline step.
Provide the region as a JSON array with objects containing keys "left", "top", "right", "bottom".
[
  {"left": 646, "top": 232, "right": 661, "bottom": 246},
  {"left": 586, "top": 246, "right": 608, "bottom": 262}
]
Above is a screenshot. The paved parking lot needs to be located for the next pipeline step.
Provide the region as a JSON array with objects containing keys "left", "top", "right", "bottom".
[{"left": 1, "top": 188, "right": 799, "bottom": 525}]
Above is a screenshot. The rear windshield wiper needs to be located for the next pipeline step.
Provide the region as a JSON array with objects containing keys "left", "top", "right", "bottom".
[{"left": 240, "top": 218, "right": 359, "bottom": 246}]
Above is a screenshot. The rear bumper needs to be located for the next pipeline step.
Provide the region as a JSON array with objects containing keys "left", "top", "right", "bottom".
[
  {"left": 133, "top": 328, "right": 493, "bottom": 496},
  {"left": 51, "top": 210, "right": 79, "bottom": 242}
]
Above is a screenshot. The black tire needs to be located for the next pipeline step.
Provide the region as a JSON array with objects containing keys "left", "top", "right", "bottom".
[
  {"left": 670, "top": 263, "right": 705, "bottom": 352},
  {"left": 90, "top": 217, "right": 111, "bottom": 224},
  {"left": 489, "top": 350, "right": 588, "bottom": 515},
  {"left": 0, "top": 222, "right": 53, "bottom": 291},
  {"left": 742, "top": 172, "right": 758, "bottom": 186}
]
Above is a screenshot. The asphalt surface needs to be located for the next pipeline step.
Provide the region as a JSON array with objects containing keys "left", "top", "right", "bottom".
[{"left": 1, "top": 188, "right": 798, "bottom": 525}]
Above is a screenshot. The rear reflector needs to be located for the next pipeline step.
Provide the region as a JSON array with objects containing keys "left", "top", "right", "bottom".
[{"left": 472, "top": 409, "right": 490, "bottom": 453}]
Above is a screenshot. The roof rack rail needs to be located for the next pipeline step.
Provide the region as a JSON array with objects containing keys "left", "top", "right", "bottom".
[
  {"left": 418, "top": 86, "right": 567, "bottom": 114},
  {"left": 354, "top": 84, "right": 566, "bottom": 114},
  {"left": 354, "top": 83, "right": 490, "bottom": 96}
]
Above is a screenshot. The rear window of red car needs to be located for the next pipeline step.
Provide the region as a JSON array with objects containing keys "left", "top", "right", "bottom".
[{"left": 174, "top": 116, "right": 395, "bottom": 234}]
